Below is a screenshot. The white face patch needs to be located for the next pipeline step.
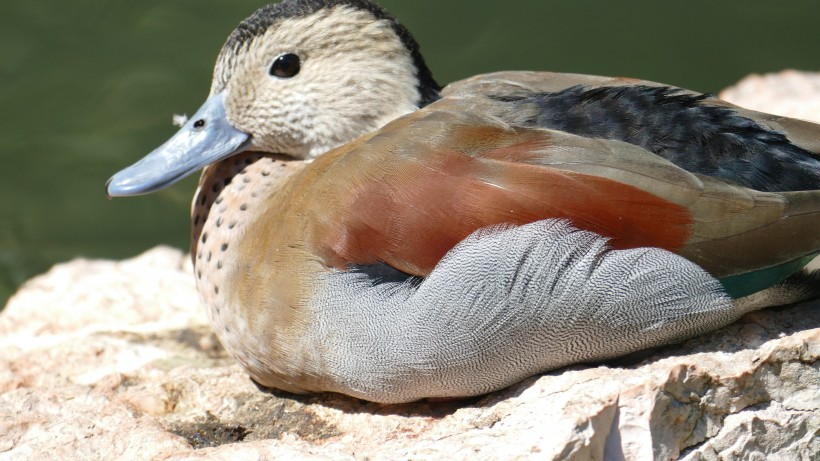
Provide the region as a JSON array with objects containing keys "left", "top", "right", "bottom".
[{"left": 211, "top": 6, "right": 422, "bottom": 159}]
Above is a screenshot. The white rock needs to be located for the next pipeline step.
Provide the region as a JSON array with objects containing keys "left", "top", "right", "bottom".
[{"left": 720, "top": 70, "right": 820, "bottom": 123}]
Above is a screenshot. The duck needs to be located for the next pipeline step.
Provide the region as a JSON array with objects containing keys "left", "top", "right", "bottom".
[{"left": 106, "top": 0, "right": 820, "bottom": 403}]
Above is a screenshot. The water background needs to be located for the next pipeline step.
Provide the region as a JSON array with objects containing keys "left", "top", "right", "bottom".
[{"left": 2, "top": 0, "right": 819, "bottom": 306}]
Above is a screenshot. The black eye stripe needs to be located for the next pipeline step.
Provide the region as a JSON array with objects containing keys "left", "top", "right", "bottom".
[{"left": 270, "top": 53, "right": 301, "bottom": 78}]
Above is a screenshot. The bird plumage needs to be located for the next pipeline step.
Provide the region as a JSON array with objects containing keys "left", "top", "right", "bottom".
[{"left": 107, "top": 0, "right": 820, "bottom": 402}]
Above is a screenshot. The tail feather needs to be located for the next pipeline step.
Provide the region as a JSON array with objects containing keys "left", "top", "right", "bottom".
[{"left": 685, "top": 187, "right": 820, "bottom": 296}]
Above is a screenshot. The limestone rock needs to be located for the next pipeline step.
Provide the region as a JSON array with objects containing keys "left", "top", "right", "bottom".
[
  {"left": 720, "top": 69, "right": 820, "bottom": 123},
  {"left": 2, "top": 72, "right": 820, "bottom": 460}
]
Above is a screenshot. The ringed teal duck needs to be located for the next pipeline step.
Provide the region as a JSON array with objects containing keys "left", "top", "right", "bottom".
[{"left": 107, "top": 0, "right": 820, "bottom": 403}]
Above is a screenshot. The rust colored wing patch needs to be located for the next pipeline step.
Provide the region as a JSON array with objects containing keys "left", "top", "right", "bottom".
[{"left": 313, "top": 130, "right": 693, "bottom": 276}]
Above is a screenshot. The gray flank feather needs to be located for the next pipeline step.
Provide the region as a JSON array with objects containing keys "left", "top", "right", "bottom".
[{"left": 308, "top": 219, "right": 737, "bottom": 403}]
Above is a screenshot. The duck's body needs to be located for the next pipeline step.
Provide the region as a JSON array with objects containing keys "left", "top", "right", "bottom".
[{"left": 108, "top": 0, "right": 820, "bottom": 403}]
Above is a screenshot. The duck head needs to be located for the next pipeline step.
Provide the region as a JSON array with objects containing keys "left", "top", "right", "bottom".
[{"left": 107, "top": 0, "right": 440, "bottom": 197}]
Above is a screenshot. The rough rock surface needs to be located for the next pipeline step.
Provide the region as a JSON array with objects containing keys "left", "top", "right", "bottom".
[{"left": 2, "top": 71, "right": 819, "bottom": 460}]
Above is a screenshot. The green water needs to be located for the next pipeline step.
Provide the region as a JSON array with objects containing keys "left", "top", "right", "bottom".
[{"left": 2, "top": 0, "right": 819, "bottom": 306}]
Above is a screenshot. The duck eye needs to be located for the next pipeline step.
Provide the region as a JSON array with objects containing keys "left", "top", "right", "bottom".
[{"left": 269, "top": 53, "right": 301, "bottom": 78}]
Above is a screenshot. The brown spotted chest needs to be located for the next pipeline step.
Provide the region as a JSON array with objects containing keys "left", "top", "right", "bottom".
[{"left": 191, "top": 152, "right": 304, "bottom": 378}]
